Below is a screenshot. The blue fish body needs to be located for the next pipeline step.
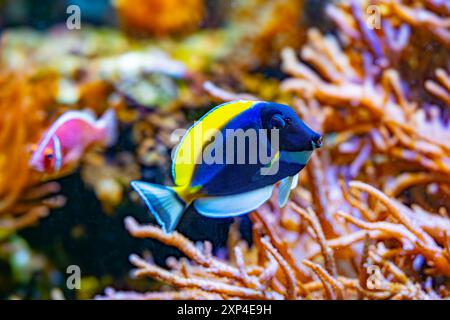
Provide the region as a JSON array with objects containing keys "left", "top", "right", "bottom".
[
  {"left": 131, "top": 100, "right": 322, "bottom": 233},
  {"left": 190, "top": 103, "right": 308, "bottom": 195}
]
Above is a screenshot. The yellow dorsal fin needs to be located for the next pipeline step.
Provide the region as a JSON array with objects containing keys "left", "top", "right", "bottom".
[{"left": 172, "top": 100, "right": 256, "bottom": 187}]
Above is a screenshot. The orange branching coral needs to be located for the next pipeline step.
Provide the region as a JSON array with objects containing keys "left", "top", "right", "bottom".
[
  {"left": 99, "top": 288, "right": 223, "bottom": 300},
  {"left": 107, "top": 216, "right": 283, "bottom": 300},
  {"left": 0, "top": 71, "right": 65, "bottom": 232},
  {"left": 103, "top": 178, "right": 450, "bottom": 299},
  {"left": 281, "top": 3, "right": 450, "bottom": 201},
  {"left": 114, "top": 0, "right": 205, "bottom": 36},
  {"left": 326, "top": 0, "right": 449, "bottom": 51},
  {"left": 337, "top": 182, "right": 450, "bottom": 277},
  {"left": 379, "top": 0, "right": 450, "bottom": 46},
  {"left": 426, "top": 68, "right": 450, "bottom": 106},
  {"left": 271, "top": 0, "right": 449, "bottom": 298},
  {"left": 203, "top": 81, "right": 258, "bottom": 102}
]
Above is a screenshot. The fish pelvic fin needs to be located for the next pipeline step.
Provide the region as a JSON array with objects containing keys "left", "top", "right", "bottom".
[
  {"left": 96, "top": 109, "right": 118, "bottom": 147},
  {"left": 194, "top": 185, "right": 274, "bottom": 218},
  {"left": 278, "top": 175, "right": 295, "bottom": 208},
  {"left": 131, "top": 181, "right": 186, "bottom": 233}
]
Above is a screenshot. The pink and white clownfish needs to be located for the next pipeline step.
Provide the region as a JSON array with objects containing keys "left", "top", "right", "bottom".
[{"left": 29, "top": 109, "right": 117, "bottom": 174}]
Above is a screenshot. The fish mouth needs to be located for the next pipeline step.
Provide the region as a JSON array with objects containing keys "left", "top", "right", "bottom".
[{"left": 311, "top": 136, "right": 323, "bottom": 149}]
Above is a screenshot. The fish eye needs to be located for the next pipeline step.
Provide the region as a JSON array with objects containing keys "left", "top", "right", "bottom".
[
  {"left": 46, "top": 153, "right": 54, "bottom": 159},
  {"left": 270, "top": 114, "right": 286, "bottom": 129}
]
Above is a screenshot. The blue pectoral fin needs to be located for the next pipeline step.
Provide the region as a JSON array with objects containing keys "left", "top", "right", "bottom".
[
  {"left": 278, "top": 174, "right": 299, "bottom": 207},
  {"left": 291, "top": 173, "right": 299, "bottom": 190},
  {"left": 194, "top": 185, "right": 274, "bottom": 218},
  {"left": 131, "top": 181, "right": 185, "bottom": 233},
  {"left": 278, "top": 176, "right": 293, "bottom": 208}
]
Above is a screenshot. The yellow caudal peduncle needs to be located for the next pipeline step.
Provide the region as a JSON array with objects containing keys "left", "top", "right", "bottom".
[{"left": 172, "top": 184, "right": 202, "bottom": 204}]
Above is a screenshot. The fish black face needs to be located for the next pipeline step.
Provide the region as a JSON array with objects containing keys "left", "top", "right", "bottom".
[{"left": 260, "top": 102, "right": 321, "bottom": 152}]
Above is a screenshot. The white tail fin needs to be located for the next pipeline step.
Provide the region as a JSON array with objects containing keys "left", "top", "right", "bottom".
[
  {"left": 96, "top": 109, "right": 118, "bottom": 147},
  {"left": 131, "top": 181, "right": 185, "bottom": 233}
]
